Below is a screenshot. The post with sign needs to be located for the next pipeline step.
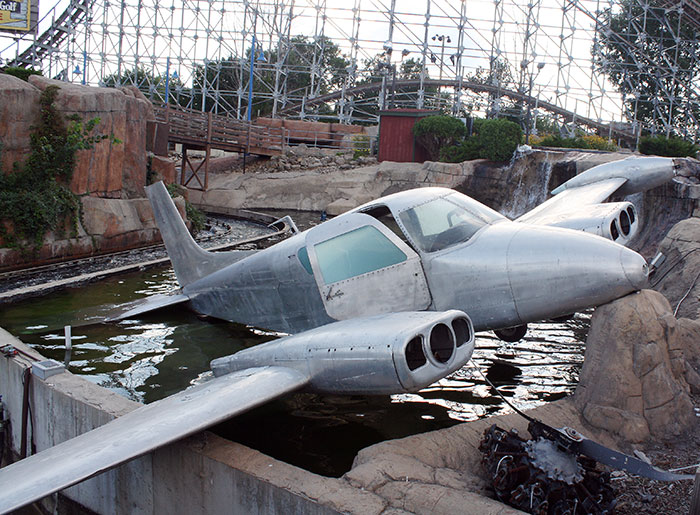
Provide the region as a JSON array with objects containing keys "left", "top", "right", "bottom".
[{"left": 0, "top": 0, "right": 38, "bottom": 35}]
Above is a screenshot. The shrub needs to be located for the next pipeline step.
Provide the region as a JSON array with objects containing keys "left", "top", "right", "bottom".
[
  {"left": 1, "top": 66, "right": 43, "bottom": 82},
  {"left": 439, "top": 138, "right": 482, "bottom": 163},
  {"left": 473, "top": 118, "right": 522, "bottom": 161},
  {"left": 412, "top": 115, "right": 466, "bottom": 161},
  {"left": 580, "top": 134, "right": 617, "bottom": 151},
  {"left": 436, "top": 118, "right": 522, "bottom": 163},
  {"left": 351, "top": 134, "right": 371, "bottom": 159},
  {"left": 536, "top": 134, "right": 617, "bottom": 152},
  {"left": 166, "top": 183, "right": 206, "bottom": 234},
  {"left": 639, "top": 135, "right": 698, "bottom": 157}
]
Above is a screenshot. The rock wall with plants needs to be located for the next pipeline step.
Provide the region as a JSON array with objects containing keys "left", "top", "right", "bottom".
[{"left": 0, "top": 73, "right": 180, "bottom": 270}]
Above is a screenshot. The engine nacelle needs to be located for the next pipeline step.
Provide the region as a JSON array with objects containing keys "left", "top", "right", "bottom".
[
  {"left": 548, "top": 201, "right": 638, "bottom": 245},
  {"left": 210, "top": 310, "right": 475, "bottom": 395}
]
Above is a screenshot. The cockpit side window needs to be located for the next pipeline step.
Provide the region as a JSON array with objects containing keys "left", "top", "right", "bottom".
[
  {"left": 361, "top": 205, "right": 410, "bottom": 243},
  {"left": 314, "top": 225, "right": 407, "bottom": 284},
  {"left": 297, "top": 247, "right": 313, "bottom": 274}
]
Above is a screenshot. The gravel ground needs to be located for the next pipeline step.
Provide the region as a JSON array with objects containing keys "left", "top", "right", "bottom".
[{"left": 613, "top": 394, "right": 700, "bottom": 514}]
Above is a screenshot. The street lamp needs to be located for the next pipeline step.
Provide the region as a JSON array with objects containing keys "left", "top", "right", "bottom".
[
  {"left": 431, "top": 34, "right": 451, "bottom": 82},
  {"left": 525, "top": 61, "right": 545, "bottom": 144},
  {"left": 431, "top": 34, "right": 451, "bottom": 111}
]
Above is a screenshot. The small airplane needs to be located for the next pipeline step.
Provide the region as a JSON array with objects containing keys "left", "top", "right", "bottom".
[{"left": 0, "top": 155, "right": 681, "bottom": 512}]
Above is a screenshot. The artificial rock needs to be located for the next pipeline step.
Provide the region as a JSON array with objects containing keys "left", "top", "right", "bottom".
[
  {"left": 27, "top": 75, "right": 153, "bottom": 198},
  {"left": 575, "top": 289, "right": 698, "bottom": 442}
]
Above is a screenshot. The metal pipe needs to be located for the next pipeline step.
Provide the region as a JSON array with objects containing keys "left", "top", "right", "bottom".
[
  {"left": 20, "top": 367, "right": 30, "bottom": 459},
  {"left": 64, "top": 325, "right": 72, "bottom": 367}
]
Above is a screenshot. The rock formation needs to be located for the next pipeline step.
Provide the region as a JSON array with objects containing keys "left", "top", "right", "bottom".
[
  {"left": 186, "top": 157, "right": 489, "bottom": 215},
  {"left": 652, "top": 217, "right": 700, "bottom": 320},
  {"left": 26, "top": 75, "right": 154, "bottom": 199},
  {"left": 0, "top": 74, "right": 176, "bottom": 269},
  {"left": 574, "top": 289, "right": 699, "bottom": 442},
  {"left": 0, "top": 74, "right": 40, "bottom": 171}
]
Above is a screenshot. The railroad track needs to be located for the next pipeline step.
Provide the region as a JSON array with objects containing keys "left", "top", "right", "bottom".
[{"left": 0, "top": 213, "right": 291, "bottom": 301}]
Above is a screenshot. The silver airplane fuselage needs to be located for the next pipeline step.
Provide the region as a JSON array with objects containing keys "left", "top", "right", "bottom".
[{"left": 180, "top": 187, "right": 648, "bottom": 334}]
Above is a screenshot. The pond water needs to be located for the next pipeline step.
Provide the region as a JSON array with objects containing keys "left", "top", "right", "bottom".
[{"left": 0, "top": 259, "right": 590, "bottom": 477}]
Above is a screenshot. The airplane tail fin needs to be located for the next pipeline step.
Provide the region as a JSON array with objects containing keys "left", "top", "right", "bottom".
[{"left": 146, "top": 182, "right": 250, "bottom": 288}]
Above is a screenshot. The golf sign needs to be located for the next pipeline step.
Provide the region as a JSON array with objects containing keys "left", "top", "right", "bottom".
[{"left": 0, "top": 0, "right": 37, "bottom": 34}]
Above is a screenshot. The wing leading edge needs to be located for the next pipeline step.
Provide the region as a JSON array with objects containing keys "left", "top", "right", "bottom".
[
  {"left": 104, "top": 292, "right": 191, "bottom": 321},
  {"left": 0, "top": 366, "right": 310, "bottom": 514}
]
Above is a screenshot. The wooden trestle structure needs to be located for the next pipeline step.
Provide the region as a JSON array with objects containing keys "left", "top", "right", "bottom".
[{"left": 153, "top": 105, "right": 285, "bottom": 190}]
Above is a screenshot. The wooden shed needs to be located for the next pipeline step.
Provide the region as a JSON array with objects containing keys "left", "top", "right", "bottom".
[{"left": 378, "top": 109, "right": 438, "bottom": 163}]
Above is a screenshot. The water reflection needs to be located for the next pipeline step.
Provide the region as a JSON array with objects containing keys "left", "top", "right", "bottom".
[{"left": 0, "top": 263, "right": 589, "bottom": 477}]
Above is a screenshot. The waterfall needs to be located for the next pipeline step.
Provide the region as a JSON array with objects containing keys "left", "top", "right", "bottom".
[{"left": 500, "top": 151, "right": 554, "bottom": 219}]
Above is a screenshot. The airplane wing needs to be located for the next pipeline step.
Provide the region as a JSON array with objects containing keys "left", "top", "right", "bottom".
[
  {"left": 514, "top": 156, "right": 677, "bottom": 245},
  {"left": 515, "top": 177, "right": 627, "bottom": 225},
  {"left": 103, "top": 292, "right": 191, "bottom": 321},
  {"left": 0, "top": 366, "right": 310, "bottom": 514}
]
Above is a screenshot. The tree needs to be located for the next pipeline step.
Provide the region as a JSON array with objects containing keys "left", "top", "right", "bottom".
[
  {"left": 465, "top": 58, "right": 519, "bottom": 119},
  {"left": 191, "top": 57, "right": 243, "bottom": 113},
  {"left": 349, "top": 55, "right": 445, "bottom": 121},
  {"left": 412, "top": 115, "right": 466, "bottom": 160},
  {"left": 191, "top": 35, "right": 351, "bottom": 118},
  {"left": 594, "top": 0, "right": 700, "bottom": 135},
  {"left": 102, "top": 67, "right": 191, "bottom": 106},
  {"left": 1, "top": 66, "right": 42, "bottom": 81}
]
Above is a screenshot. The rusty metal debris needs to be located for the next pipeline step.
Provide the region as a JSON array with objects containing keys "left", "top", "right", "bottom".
[{"left": 480, "top": 424, "right": 616, "bottom": 514}]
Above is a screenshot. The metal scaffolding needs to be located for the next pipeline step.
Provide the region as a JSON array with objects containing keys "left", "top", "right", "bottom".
[{"left": 1, "top": 0, "right": 698, "bottom": 140}]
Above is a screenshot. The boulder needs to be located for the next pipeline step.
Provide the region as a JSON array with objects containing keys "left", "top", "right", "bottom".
[
  {"left": 652, "top": 217, "right": 700, "bottom": 319},
  {"left": 27, "top": 75, "right": 153, "bottom": 198},
  {"left": 574, "top": 290, "right": 698, "bottom": 442},
  {"left": 150, "top": 155, "right": 177, "bottom": 184},
  {"left": 81, "top": 197, "right": 150, "bottom": 238},
  {"left": 0, "top": 74, "right": 40, "bottom": 172}
]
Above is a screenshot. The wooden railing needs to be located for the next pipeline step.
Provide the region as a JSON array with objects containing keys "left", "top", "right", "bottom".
[{"left": 153, "top": 105, "right": 285, "bottom": 156}]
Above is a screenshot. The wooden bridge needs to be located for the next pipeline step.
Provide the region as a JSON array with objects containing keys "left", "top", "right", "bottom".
[{"left": 153, "top": 105, "right": 285, "bottom": 189}]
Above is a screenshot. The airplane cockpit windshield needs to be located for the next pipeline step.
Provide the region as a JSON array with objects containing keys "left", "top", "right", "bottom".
[{"left": 398, "top": 193, "right": 505, "bottom": 253}]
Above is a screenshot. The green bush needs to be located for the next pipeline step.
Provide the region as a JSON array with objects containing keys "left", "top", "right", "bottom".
[
  {"left": 351, "top": 134, "right": 371, "bottom": 159},
  {"left": 536, "top": 134, "right": 617, "bottom": 151},
  {"left": 436, "top": 118, "right": 522, "bottom": 163},
  {"left": 412, "top": 115, "right": 466, "bottom": 161},
  {"left": 1, "top": 66, "right": 43, "bottom": 82},
  {"left": 639, "top": 135, "right": 698, "bottom": 157},
  {"left": 474, "top": 118, "right": 522, "bottom": 161},
  {"left": 439, "top": 138, "right": 482, "bottom": 163}
]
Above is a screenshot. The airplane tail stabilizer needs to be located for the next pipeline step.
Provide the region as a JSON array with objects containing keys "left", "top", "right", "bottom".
[{"left": 146, "top": 182, "right": 252, "bottom": 288}]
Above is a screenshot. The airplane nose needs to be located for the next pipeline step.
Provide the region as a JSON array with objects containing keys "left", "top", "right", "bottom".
[
  {"left": 505, "top": 224, "right": 652, "bottom": 324},
  {"left": 620, "top": 246, "right": 649, "bottom": 290}
]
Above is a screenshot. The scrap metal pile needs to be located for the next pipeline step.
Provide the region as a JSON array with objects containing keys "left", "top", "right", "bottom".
[{"left": 480, "top": 424, "right": 616, "bottom": 514}]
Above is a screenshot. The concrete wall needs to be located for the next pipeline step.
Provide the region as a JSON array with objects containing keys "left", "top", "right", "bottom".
[{"left": 0, "top": 329, "right": 356, "bottom": 514}]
